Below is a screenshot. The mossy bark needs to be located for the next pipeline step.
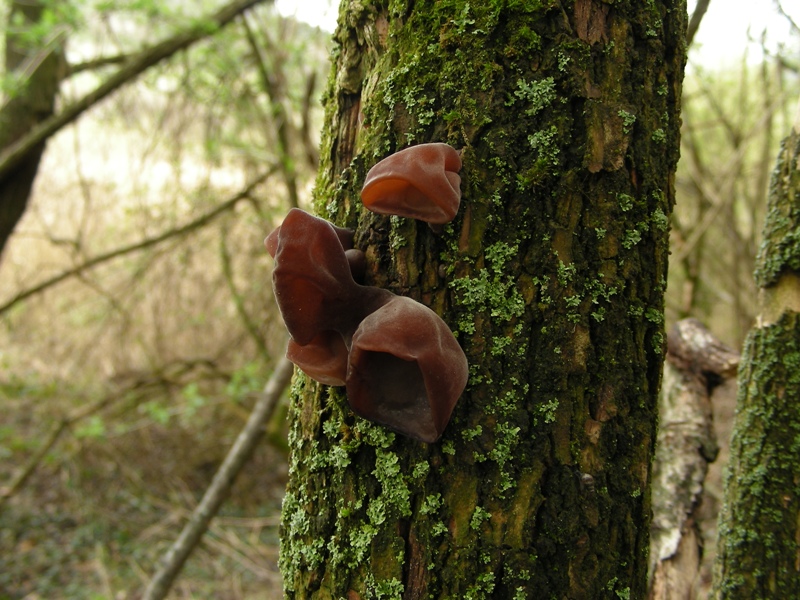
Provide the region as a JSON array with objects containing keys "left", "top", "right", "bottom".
[
  {"left": 279, "top": 1, "right": 687, "bottom": 598},
  {"left": 712, "top": 130, "right": 800, "bottom": 598}
]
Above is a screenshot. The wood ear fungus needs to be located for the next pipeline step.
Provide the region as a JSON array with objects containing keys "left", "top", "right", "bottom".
[
  {"left": 266, "top": 208, "right": 468, "bottom": 442},
  {"left": 360, "top": 143, "right": 462, "bottom": 224},
  {"left": 265, "top": 216, "right": 367, "bottom": 283},
  {"left": 347, "top": 296, "right": 468, "bottom": 443},
  {"left": 286, "top": 333, "right": 349, "bottom": 387}
]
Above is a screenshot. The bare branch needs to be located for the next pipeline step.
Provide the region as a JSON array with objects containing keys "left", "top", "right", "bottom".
[
  {"left": 242, "top": 14, "right": 300, "bottom": 208},
  {"left": 0, "top": 169, "right": 276, "bottom": 315},
  {"left": 66, "top": 54, "right": 132, "bottom": 76},
  {"left": 0, "top": 0, "right": 271, "bottom": 184},
  {"left": 142, "top": 354, "right": 294, "bottom": 600},
  {"left": 686, "top": 0, "right": 711, "bottom": 47},
  {"left": 219, "top": 225, "right": 271, "bottom": 360},
  {"left": 774, "top": 0, "right": 800, "bottom": 36}
]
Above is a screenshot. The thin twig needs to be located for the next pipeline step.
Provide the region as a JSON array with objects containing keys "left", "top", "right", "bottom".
[
  {"left": 219, "top": 225, "right": 272, "bottom": 361},
  {"left": 66, "top": 54, "right": 132, "bottom": 76},
  {"left": 0, "top": 0, "right": 270, "bottom": 183},
  {"left": 774, "top": 0, "right": 800, "bottom": 36},
  {"left": 241, "top": 14, "right": 300, "bottom": 209},
  {"left": 142, "top": 354, "right": 294, "bottom": 600},
  {"left": 0, "top": 169, "right": 275, "bottom": 315}
]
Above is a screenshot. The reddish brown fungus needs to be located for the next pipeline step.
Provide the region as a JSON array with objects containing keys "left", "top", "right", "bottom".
[
  {"left": 286, "top": 333, "right": 348, "bottom": 387},
  {"left": 270, "top": 209, "right": 388, "bottom": 378},
  {"left": 268, "top": 208, "right": 468, "bottom": 442},
  {"left": 266, "top": 220, "right": 366, "bottom": 282},
  {"left": 347, "top": 296, "right": 468, "bottom": 443},
  {"left": 360, "top": 142, "right": 462, "bottom": 224}
]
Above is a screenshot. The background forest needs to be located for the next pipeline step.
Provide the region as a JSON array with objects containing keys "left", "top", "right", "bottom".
[{"left": 0, "top": 0, "right": 798, "bottom": 598}]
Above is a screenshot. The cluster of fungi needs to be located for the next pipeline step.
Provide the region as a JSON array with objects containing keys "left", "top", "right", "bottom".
[{"left": 265, "top": 143, "right": 468, "bottom": 443}]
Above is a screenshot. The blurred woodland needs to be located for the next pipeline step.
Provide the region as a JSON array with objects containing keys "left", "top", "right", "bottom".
[{"left": 0, "top": 0, "right": 798, "bottom": 598}]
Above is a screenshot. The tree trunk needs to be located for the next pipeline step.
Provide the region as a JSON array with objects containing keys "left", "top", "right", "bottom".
[
  {"left": 648, "top": 319, "right": 738, "bottom": 600},
  {"left": 0, "top": 0, "right": 64, "bottom": 255},
  {"left": 712, "top": 121, "right": 800, "bottom": 598},
  {"left": 279, "top": 1, "right": 687, "bottom": 598}
]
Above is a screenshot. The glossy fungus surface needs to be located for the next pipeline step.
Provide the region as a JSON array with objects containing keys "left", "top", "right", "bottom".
[
  {"left": 267, "top": 208, "right": 468, "bottom": 442},
  {"left": 271, "top": 209, "right": 363, "bottom": 345},
  {"left": 361, "top": 142, "right": 462, "bottom": 224},
  {"left": 347, "top": 296, "right": 469, "bottom": 443},
  {"left": 268, "top": 209, "right": 388, "bottom": 384},
  {"left": 286, "top": 334, "right": 348, "bottom": 387}
]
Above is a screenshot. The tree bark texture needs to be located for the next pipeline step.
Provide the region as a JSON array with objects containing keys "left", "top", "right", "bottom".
[
  {"left": 279, "top": 1, "right": 687, "bottom": 598},
  {"left": 712, "top": 127, "right": 800, "bottom": 598},
  {"left": 0, "top": 0, "right": 64, "bottom": 256},
  {"left": 648, "top": 319, "right": 738, "bottom": 600}
]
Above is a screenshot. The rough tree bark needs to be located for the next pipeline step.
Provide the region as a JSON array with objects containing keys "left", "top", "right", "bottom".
[
  {"left": 712, "top": 114, "right": 800, "bottom": 598},
  {"left": 0, "top": 0, "right": 64, "bottom": 256},
  {"left": 648, "top": 319, "right": 739, "bottom": 600},
  {"left": 279, "top": 1, "right": 687, "bottom": 598}
]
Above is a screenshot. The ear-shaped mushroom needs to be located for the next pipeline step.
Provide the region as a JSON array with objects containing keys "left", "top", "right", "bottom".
[
  {"left": 286, "top": 333, "right": 349, "bottom": 387},
  {"left": 360, "top": 143, "right": 462, "bottom": 224},
  {"left": 346, "top": 295, "right": 468, "bottom": 443},
  {"left": 265, "top": 218, "right": 366, "bottom": 282},
  {"left": 269, "top": 209, "right": 390, "bottom": 383},
  {"left": 271, "top": 208, "right": 364, "bottom": 346},
  {"left": 267, "top": 208, "right": 468, "bottom": 441}
]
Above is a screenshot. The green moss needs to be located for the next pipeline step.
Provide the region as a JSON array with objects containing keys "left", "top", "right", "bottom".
[
  {"left": 715, "top": 313, "right": 800, "bottom": 597},
  {"left": 527, "top": 125, "right": 561, "bottom": 171},
  {"left": 420, "top": 493, "right": 443, "bottom": 515},
  {"left": 754, "top": 134, "right": 800, "bottom": 287},
  {"left": 508, "top": 76, "right": 556, "bottom": 116},
  {"left": 535, "top": 398, "right": 559, "bottom": 425},
  {"left": 651, "top": 128, "right": 666, "bottom": 143},
  {"left": 470, "top": 505, "right": 492, "bottom": 530},
  {"left": 617, "top": 109, "right": 636, "bottom": 133},
  {"left": 617, "top": 193, "right": 634, "bottom": 212},
  {"left": 450, "top": 269, "right": 525, "bottom": 333},
  {"left": 651, "top": 207, "right": 669, "bottom": 231},
  {"left": 461, "top": 425, "right": 483, "bottom": 441}
]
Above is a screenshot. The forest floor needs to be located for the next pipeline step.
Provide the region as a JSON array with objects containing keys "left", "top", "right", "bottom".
[
  {"left": 1, "top": 375, "right": 739, "bottom": 599},
  {"left": 0, "top": 383, "right": 289, "bottom": 599}
]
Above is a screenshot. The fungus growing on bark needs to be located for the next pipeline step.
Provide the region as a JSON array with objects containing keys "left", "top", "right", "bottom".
[
  {"left": 286, "top": 334, "right": 349, "bottom": 387},
  {"left": 347, "top": 295, "right": 469, "bottom": 443},
  {"left": 270, "top": 208, "right": 361, "bottom": 346},
  {"left": 360, "top": 142, "right": 462, "bottom": 224},
  {"left": 266, "top": 207, "right": 468, "bottom": 442},
  {"left": 265, "top": 217, "right": 366, "bottom": 282},
  {"left": 267, "top": 208, "right": 389, "bottom": 383}
]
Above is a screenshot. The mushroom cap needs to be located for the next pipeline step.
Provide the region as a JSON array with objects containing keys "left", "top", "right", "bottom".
[
  {"left": 286, "top": 333, "right": 348, "bottom": 387},
  {"left": 266, "top": 214, "right": 367, "bottom": 283},
  {"left": 360, "top": 143, "right": 462, "bottom": 224},
  {"left": 346, "top": 295, "right": 468, "bottom": 443},
  {"left": 271, "top": 208, "right": 361, "bottom": 346}
]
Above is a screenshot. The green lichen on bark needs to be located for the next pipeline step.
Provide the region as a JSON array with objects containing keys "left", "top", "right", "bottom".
[
  {"left": 754, "top": 132, "right": 800, "bottom": 288},
  {"left": 712, "top": 130, "right": 800, "bottom": 599},
  {"left": 280, "top": 0, "right": 687, "bottom": 597},
  {"left": 712, "top": 314, "right": 800, "bottom": 599}
]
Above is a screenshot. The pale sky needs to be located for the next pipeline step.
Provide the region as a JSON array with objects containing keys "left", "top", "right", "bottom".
[{"left": 276, "top": 0, "right": 799, "bottom": 69}]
